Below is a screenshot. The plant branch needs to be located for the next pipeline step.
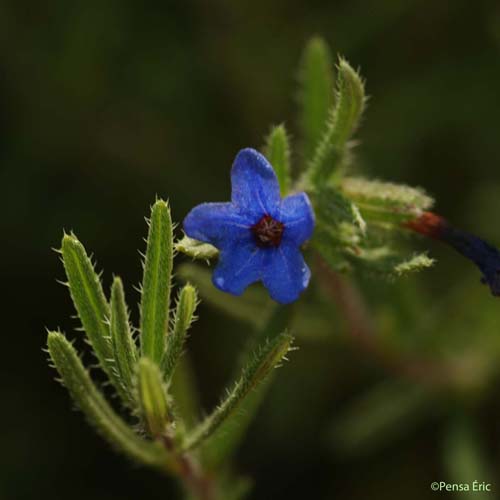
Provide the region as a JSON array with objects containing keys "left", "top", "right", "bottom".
[
  {"left": 160, "top": 434, "right": 216, "bottom": 500},
  {"left": 315, "top": 254, "right": 462, "bottom": 387}
]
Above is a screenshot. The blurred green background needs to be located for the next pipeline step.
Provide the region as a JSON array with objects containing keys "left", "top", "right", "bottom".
[{"left": 2, "top": 1, "right": 500, "bottom": 499}]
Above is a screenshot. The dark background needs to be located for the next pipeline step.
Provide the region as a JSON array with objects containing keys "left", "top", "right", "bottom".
[{"left": 2, "top": 1, "right": 500, "bottom": 499}]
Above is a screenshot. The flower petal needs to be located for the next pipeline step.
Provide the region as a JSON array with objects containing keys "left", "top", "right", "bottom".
[
  {"left": 231, "top": 148, "right": 281, "bottom": 217},
  {"left": 262, "top": 243, "right": 311, "bottom": 304},
  {"left": 279, "top": 192, "right": 315, "bottom": 245},
  {"left": 212, "top": 242, "right": 262, "bottom": 295},
  {"left": 183, "top": 202, "right": 252, "bottom": 247}
]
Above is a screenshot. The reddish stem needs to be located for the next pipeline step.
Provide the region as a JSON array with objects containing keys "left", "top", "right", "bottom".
[{"left": 315, "top": 255, "right": 459, "bottom": 386}]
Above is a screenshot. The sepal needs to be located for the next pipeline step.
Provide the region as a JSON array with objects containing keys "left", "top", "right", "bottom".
[
  {"left": 136, "top": 357, "right": 171, "bottom": 439},
  {"left": 297, "top": 36, "right": 335, "bottom": 162},
  {"left": 176, "top": 235, "right": 219, "bottom": 261}
]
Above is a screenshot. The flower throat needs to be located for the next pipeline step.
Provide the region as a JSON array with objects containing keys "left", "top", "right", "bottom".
[{"left": 251, "top": 214, "right": 284, "bottom": 247}]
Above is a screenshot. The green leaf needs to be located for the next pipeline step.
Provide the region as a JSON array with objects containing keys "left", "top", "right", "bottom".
[
  {"left": 351, "top": 248, "right": 435, "bottom": 278},
  {"left": 176, "top": 235, "right": 219, "bottom": 261},
  {"left": 177, "top": 263, "right": 274, "bottom": 328},
  {"left": 307, "top": 57, "right": 365, "bottom": 185},
  {"left": 47, "top": 331, "right": 174, "bottom": 471},
  {"left": 314, "top": 185, "right": 366, "bottom": 238},
  {"left": 110, "top": 277, "right": 137, "bottom": 407},
  {"left": 392, "top": 253, "right": 435, "bottom": 276},
  {"left": 297, "top": 36, "right": 335, "bottom": 162},
  {"left": 341, "top": 176, "right": 434, "bottom": 223},
  {"left": 136, "top": 357, "right": 171, "bottom": 439},
  {"left": 140, "top": 199, "right": 174, "bottom": 363},
  {"left": 264, "top": 124, "right": 292, "bottom": 195},
  {"left": 202, "top": 306, "right": 293, "bottom": 467},
  {"left": 329, "top": 380, "right": 433, "bottom": 456},
  {"left": 311, "top": 186, "right": 366, "bottom": 272},
  {"left": 163, "top": 284, "right": 198, "bottom": 383},
  {"left": 60, "top": 233, "right": 124, "bottom": 397},
  {"left": 443, "top": 415, "right": 493, "bottom": 500},
  {"left": 182, "top": 332, "right": 294, "bottom": 452},
  {"left": 312, "top": 183, "right": 434, "bottom": 277}
]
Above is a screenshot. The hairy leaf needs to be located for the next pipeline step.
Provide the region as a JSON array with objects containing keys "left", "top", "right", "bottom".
[
  {"left": 298, "top": 36, "right": 335, "bottom": 162},
  {"left": 182, "top": 332, "right": 293, "bottom": 452},
  {"left": 163, "top": 284, "right": 198, "bottom": 383},
  {"left": 140, "top": 199, "right": 174, "bottom": 363},
  {"left": 341, "top": 177, "right": 434, "bottom": 223},
  {"left": 202, "top": 306, "right": 294, "bottom": 467},
  {"left": 307, "top": 57, "right": 365, "bottom": 185},
  {"left": 351, "top": 248, "right": 435, "bottom": 278},
  {"left": 61, "top": 234, "right": 125, "bottom": 399},
  {"left": 264, "top": 124, "right": 292, "bottom": 195},
  {"left": 47, "top": 331, "right": 173, "bottom": 471},
  {"left": 110, "top": 277, "right": 137, "bottom": 407},
  {"left": 136, "top": 357, "right": 170, "bottom": 438}
]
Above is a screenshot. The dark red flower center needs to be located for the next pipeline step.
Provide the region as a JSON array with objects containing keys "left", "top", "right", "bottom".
[{"left": 251, "top": 214, "right": 285, "bottom": 247}]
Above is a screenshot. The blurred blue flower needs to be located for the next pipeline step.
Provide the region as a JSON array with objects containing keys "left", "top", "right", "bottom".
[
  {"left": 183, "top": 148, "right": 314, "bottom": 304},
  {"left": 406, "top": 211, "right": 500, "bottom": 297},
  {"left": 444, "top": 227, "right": 500, "bottom": 296}
]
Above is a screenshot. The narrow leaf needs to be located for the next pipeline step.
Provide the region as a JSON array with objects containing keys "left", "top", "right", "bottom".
[
  {"left": 182, "top": 332, "right": 293, "bottom": 452},
  {"left": 298, "top": 36, "right": 335, "bottom": 162},
  {"left": 110, "top": 276, "right": 137, "bottom": 406},
  {"left": 136, "top": 357, "right": 170, "bottom": 439},
  {"left": 140, "top": 199, "right": 174, "bottom": 363},
  {"left": 307, "top": 57, "right": 365, "bottom": 185},
  {"left": 60, "top": 234, "right": 123, "bottom": 395},
  {"left": 47, "top": 331, "right": 174, "bottom": 471},
  {"left": 163, "top": 284, "right": 198, "bottom": 383},
  {"left": 202, "top": 306, "right": 293, "bottom": 467},
  {"left": 176, "top": 235, "right": 219, "bottom": 261},
  {"left": 392, "top": 253, "right": 435, "bottom": 276},
  {"left": 350, "top": 248, "right": 435, "bottom": 279},
  {"left": 341, "top": 176, "right": 434, "bottom": 223},
  {"left": 264, "top": 124, "right": 292, "bottom": 195}
]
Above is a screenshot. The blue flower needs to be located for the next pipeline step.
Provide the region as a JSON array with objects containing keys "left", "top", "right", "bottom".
[
  {"left": 183, "top": 148, "right": 315, "bottom": 304},
  {"left": 443, "top": 227, "right": 500, "bottom": 297},
  {"left": 406, "top": 211, "right": 500, "bottom": 296}
]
